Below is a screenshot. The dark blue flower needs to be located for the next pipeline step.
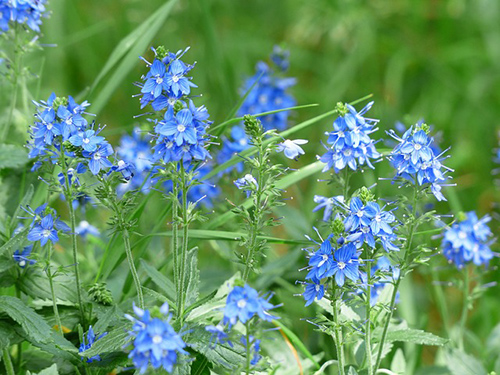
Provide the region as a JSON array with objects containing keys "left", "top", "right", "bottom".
[
  {"left": 125, "top": 303, "right": 188, "bottom": 374},
  {"left": 141, "top": 59, "right": 169, "bottom": 99},
  {"left": 83, "top": 142, "right": 114, "bottom": 175},
  {"left": 1, "top": 0, "right": 48, "bottom": 33},
  {"left": 302, "top": 280, "right": 325, "bottom": 307},
  {"left": 69, "top": 129, "right": 104, "bottom": 152},
  {"left": 13, "top": 246, "right": 35, "bottom": 268},
  {"left": 234, "top": 174, "right": 258, "bottom": 198},
  {"left": 205, "top": 323, "right": 232, "bottom": 348},
  {"left": 110, "top": 159, "right": 135, "bottom": 181},
  {"left": 305, "top": 237, "right": 335, "bottom": 281},
  {"left": 156, "top": 108, "right": 198, "bottom": 146},
  {"left": 79, "top": 326, "right": 107, "bottom": 363},
  {"left": 344, "top": 197, "right": 374, "bottom": 231},
  {"left": 223, "top": 285, "right": 277, "bottom": 327},
  {"left": 27, "top": 214, "right": 59, "bottom": 246},
  {"left": 331, "top": 243, "right": 360, "bottom": 287}
]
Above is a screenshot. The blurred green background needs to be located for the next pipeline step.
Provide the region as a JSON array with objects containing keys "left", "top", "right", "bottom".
[{"left": 6, "top": 0, "right": 500, "bottom": 372}]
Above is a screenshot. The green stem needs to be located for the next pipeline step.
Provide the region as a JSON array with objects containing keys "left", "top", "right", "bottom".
[
  {"left": 61, "top": 153, "right": 86, "bottom": 326},
  {"left": 242, "top": 141, "right": 265, "bottom": 282},
  {"left": 365, "top": 259, "right": 373, "bottom": 375},
  {"left": 177, "top": 163, "right": 190, "bottom": 322},
  {"left": 172, "top": 179, "right": 180, "bottom": 309},
  {"left": 46, "top": 243, "right": 63, "bottom": 335},
  {"left": 343, "top": 167, "right": 351, "bottom": 198},
  {"left": 2, "top": 348, "right": 15, "bottom": 375},
  {"left": 458, "top": 266, "right": 470, "bottom": 351},
  {"left": 375, "top": 187, "right": 418, "bottom": 371},
  {"left": 122, "top": 227, "right": 144, "bottom": 309},
  {"left": 245, "top": 322, "right": 251, "bottom": 375},
  {"left": 331, "top": 281, "right": 346, "bottom": 375}
]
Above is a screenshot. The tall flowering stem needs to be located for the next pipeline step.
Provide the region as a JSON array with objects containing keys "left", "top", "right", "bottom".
[
  {"left": 331, "top": 281, "right": 346, "bottom": 375},
  {"left": 45, "top": 241, "right": 63, "bottom": 335},
  {"left": 60, "top": 149, "right": 86, "bottom": 325},
  {"left": 375, "top": 186, "right": 418, "bottom": 370},
  {"left": 2, "top": 348, "right": 15, "bottom": 375},
  {"left": 95, "top": 175, "right": 144, "bottom": 309},
  {"left": 458, "top": 266, "right": 470, "bottom": 350},
  {"left": 365, "top": 252, "right": 373, "bottom": 375},
  {"left": 177, "top": 163, "right": 191, "bottom": 322}
]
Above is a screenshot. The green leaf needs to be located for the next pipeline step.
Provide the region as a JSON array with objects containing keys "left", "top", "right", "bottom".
[
  {"left": 0, "top": 226, "right": 29, "bottom": 257},
  {"left": 0, "top": 143, "right": 29, "bottom": 169},
  {"left": 93, "top": 305, "right": 121, "bottom": 335},
  {"left": 316, "top": 298, "right": 361, "bottom": 322},
  {"left": 0, "top": 321, "right": 16, "bottom": 350},
  {"left": 185, "top": 325, "right": 246, "bottom": 371},
  {"left": 273, "top": 320, "right": 320, "bottom": 369},
  {"left": 140, "top": 259, "right": 176, "bottom": 302},
  {"left": 383, "top": 329, "right": 448, "bottom": 346},
  {"left": 445, "top": 349, "right": 487, "bottom": 375},
  {"left": 89, "top": 0, "right": 179, "bottom": 115},
  {"left": 9, "top": 184, "right": 34, "bottom": 233},
  {"left": 18, "top": 268, "right": 78, "bottom": 304},
  {"left": 149, "top": 229, "right": 309, "bottom": 245},
  {"left": 80, "top": 326, "right": 132, "bottom": 359},
  {"left": 185, "top": 247, "right": 200, "bottom": 309},
  {"left": 0, "top": 296, "right": 53, "bottom": 344},
  {"left": 390, "top": 348, "right": 406, "bottom": 374},
  {"left": 27, "top": 364, "right": 59, "bottom": 375}
]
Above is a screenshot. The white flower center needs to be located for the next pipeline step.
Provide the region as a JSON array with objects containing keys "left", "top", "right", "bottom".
[
  {"left": 177, "top": 124, "right": 186, "bottom": 132},
  {"left": 83, "top": 138, "right": 90, "bottom": 144},
  {"left": 315, "top": 284, "right": 320, "bottom": 292},
  {"left": 94, "top": 153, "right": 101, "bottom": 160},
  {"left": 343, "top": 149, "right": 352, "bottom": 157},
  {"left": 338, "top": 261, "right": 346, "bottom": 270},
  {"left": 458, "top": 231, "right": 467, "bottom": 239},
  {"left": 172, "top": 75, "right": 179, "bottom": 83},
  {"left": 361, "top": 226, "right": 370, "bottom": 233},
  {"left": 66, "top": 118, "right": 73, "bottom": 125},
  {"left": 152, "top": 335, "right": 163, "bottom": 344},
  {"left": 318, "top": 254, "right": 329, "bottom": 267},
  {"left": 19, "top": 260, "right": 26, "bottom": 267},
  {"left": 375, "top": 214, "right": 381, "bottom": 222},
  {"left": 259, "top": 95, "right": 268, "bottom": 104},
  {"left": 237, "top": 299, "right": 247, "bottom": 309},
  {"left": 118, "top": 160, "right": 126, "bottom": 168},
  {"left": 356, "top": 211, "right": 363, "bottom": 218},
  {"left": 156, "top": 77, "right": 163, "bottom": 84},
  {"left": 43, "top": 229, "right": 51, "bottom": 238},
  {"left": 166, "top": 141, "right": 174, "bottom": 149},
  {"left": 414, "top": 143, "right": 422, "bottom": 151},
  {"left": 80, "top": 221, "right": 89, "bottom": 229},
  {"left": 47, "top": 123, "right": 53, "bottom": 130},
  {"left": 168, "top": 98, "right": 176, "bottom": 106},
  {"left": 338, "top": 131, "right": 345, "bottom": 138}
]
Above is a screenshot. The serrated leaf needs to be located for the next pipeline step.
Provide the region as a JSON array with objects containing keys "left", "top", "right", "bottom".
[
  {"left": 93, "top": 305, "right": 121, "bottom": 335},
  {"left": 9, "top": 184, "right": 34, "bottom": 233},
  {"left": 0, "top": 321, "right": 15, "bottom": 350},
  {"left": 391, "top": 348, "right": 406, "bottom": 374},
  {"left": 0, "top": 296, "right": 53, "bottom": 344},
  {"left": 80, "top": 326, "right": 132, "bottom": 359},
  {"left": 18, "top": 268, "right": 78, "bottom": 304},
  {"left": 316, "top": 298, "right": 361, "bottom": 322},
  {"left": 0, "top": 226, "right": 29, "bottom": 257},
  {"left": 0, "top": 143, "right": 29, "bottom": 169},
  {"left": 445, "top": 349, "right": 487, "bottom": 375},
  {"left": 140, "top": 259, "right": 176, "bottom": 302},
  {"left": 383, "top": 329, "right": 448, "bottom": 346},
  {"left": 185, "top": 247, "right": 200, "bottom": 308}
]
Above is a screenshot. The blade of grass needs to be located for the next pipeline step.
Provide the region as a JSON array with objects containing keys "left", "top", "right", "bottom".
[
  {"left": 273, "top": 320, "right": 320, "bottom": 369},
  {"left": 89, "top": 0, "right": 178, "bottom": 115}
]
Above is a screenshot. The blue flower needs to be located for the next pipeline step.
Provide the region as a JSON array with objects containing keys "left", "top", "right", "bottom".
[
  {"left": 27, "top": 214, "right": 59, "bottom": 246},
  {"left": 313, "top": 195, "right": 344, "bottom": 222},
  {"left": 223, "top": 285, "right": 277, "bottom": 327},
  {"left": 156, "top": 108, "right": 198, "bottom": 146},
  {"left": 344, "top": 197, "right": 374, "bottom": 231},
  {"left": 331, "top": 243, "right": 360, "bottom": 287},
  {"left": 387, "top": 124, "right": 452, "bottom": 201},
  {"left": 166, "top": 59, "right": 197, "bottom": 97},
  {"left": 76, "top": 221, "right": 100, "bottom": 239},
  {"left": 1, "top": 0, "right": 48, "bottom": 33},
  {"left": 302, "top": 280, "right": 325, "bottom": 307},
  {"left": 319, "top": 101, "right": 381, "bottom": 173},
  {"left": 126, "top": 303, "right": 188, "bottom": 374},
  {"left": 13, "top": 246, "right": 36, "bottom": 268},
  {"left": 442, "top": 211, "right": 495, "bottom": 268},
  {"left": 369, "top": 257, "right": 400, "bottom": 306},
  {"left": 79, "top": 326, "right": 107, "bottom": 363},
  {"left": 240, "top": 335, "right": 262, "bottom": 366},
  {"left": 305, "top": 237, "right": 335, "bottom": 281},
  {"left": 110, "top": 159, "right": 135, "bottom": 181},
  {"left": 216, "top": 126, "right": 250, "bottom": 175},
  {"left": 205, "top": 323, "right": 232, "bottom": 348},
  {"left": 141, "top": 59, "right": 168, "bottom": 99},
  {"left": 234, "top": 174, "right": 258, "bottom": 198},
  {"left": 83, "top": 142, "right": 114, "bottom": 175},
  {"left": 69, "top": 129, "right": 104, "bottom": 152},
  {"left": 276, "top": 139, "right": 307, "bottom": 160}
]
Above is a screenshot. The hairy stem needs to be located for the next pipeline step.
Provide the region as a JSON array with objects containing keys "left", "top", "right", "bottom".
[
  {"left": 46, "top": 243, "right": 63, "bottom": 335},
  {"left": 172, "top": 180, "right": 180, "bottom": 309},
  {"left": 2, "top": 348, "right": 15, "bottom": 375},
  {"left": 375, "top": 187, "right": 418, "bottom": 371},
  {"left": 177, "top": 163, "right": 190, "bottom": 322},
  {"left": 331, "top": 281, "right": 346, "bottom": 375},
  {"left": 122, "top": 227, "right": 144, "bottom": 309},
  {"left": 245, "top": 322, "right": 251, "bottom": 375},
  {"left": 61, "top": 153, "right": 86, "bottom": 326},
  {"left": 366, "top": 259, "right": 373, "bottom": 375}
]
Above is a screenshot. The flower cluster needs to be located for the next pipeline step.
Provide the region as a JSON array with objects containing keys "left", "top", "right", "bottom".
[
  {"left": 302, "top": 236, "right": 360, "bottom": 306},
  {"left": 79, "top": 326, "right": 107, "bottom": 363},
  {"left": 387, "top": 124, "right": 452, "bottom": 201},
  {"left": 125, "top": 303, "right": 188, "bottom": 374},
  {"left": 237, "top": 48, "right": 296, "bottom": 132},
  {"left": 319, "top": 101, "right": 381, "bottom": 173},
  {"left": 441, "top": 211, "right": 495, "bottom": 268},
  {"left": 24, "top": 204, "right": 70, "bottom": 246},
  {"left": 216, "top": 46, "right": 296, "bottom": 172},
  {"left": 28, "top": 93, "right": 117, "bottom": 176},
  {"left": 0, "top": 0, "right": 47, "bottom": 33},
  {"left": 138, "top": 47, "right": 212, "bottom": 166}
]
